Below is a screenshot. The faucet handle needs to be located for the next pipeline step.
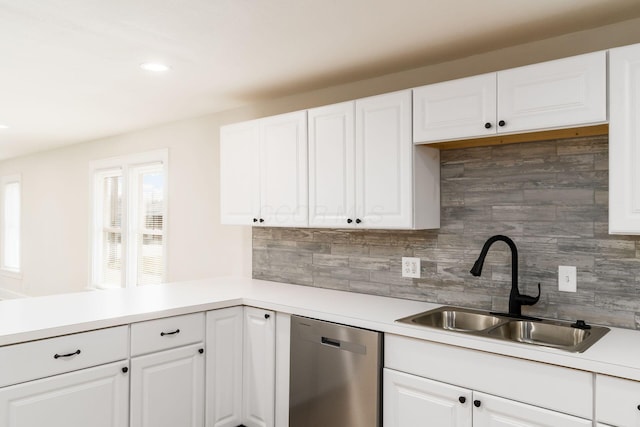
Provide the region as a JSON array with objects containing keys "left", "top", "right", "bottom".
[{"left": 518, "top": 283, "right": 541, "bottom": 306}]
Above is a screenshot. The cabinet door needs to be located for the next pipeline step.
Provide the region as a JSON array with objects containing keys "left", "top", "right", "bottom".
[
  {"left": 243, "top": 307, "right": 275, "bottom": 427},
  {"left": 609, "top": 43, "right": 640, "bottom": 234},
  {"left": 413, "top": 73, "right": 497, "bottom": 143},
  {"left": 595, "top": 374, "right": 640, "bottom": 426},
  {"left": 383, "top": 368, "right": 472, "bottom": 427},
  {"left": 0, "top": 361, "right": 128, "bottom": 427},
  {"left": 130, "top": 343, "right": 205, "bottom": 427},
  {"left": 220, "top": 121, "right": 261, "bottom": 225},
  {"left": 473, "top": 392, "right": 592, "bottom": 427},
  {"left": 259, "top": 111, "right": 308, "bottom": 227},
  {"left": 205, "top": 307, "right": 243, "bottom": 427},
  {"left": 497, "top": 51, "right": 606, "bottom": 134},
  {"left": 355, "top": 90, "right": 413, "bottom": 229},
  {"left": 308, "top": 101, "right": 356, "bottom": 228}
]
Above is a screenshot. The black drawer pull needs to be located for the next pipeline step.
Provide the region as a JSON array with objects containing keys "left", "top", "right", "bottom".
[
  {"left": 54, "top": 349, "right": 81, "bottom": 359},
  {"left": 122, "top": 367, "right": 129, "bottom": 373},
  {"left": 198, "top": 348, "right": 204, "bottom": 354},
  {"left": 160, "top": 329, "right": 180, "bottom": 337},
  {"left": 474, "top": 400, "right": 481, "bottom": 408}
]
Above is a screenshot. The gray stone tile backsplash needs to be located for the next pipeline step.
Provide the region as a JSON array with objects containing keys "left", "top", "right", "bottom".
[{"left": 252, "top": 135, "right": 640, "bottom": 329}]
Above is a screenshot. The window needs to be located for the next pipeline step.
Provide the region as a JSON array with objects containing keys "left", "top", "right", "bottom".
[
  {"left": 1, "top": 175, "right": 21, "bottom": 275},
  {"left": 90, "top": 150, "right": 168, "bottom": 289}
]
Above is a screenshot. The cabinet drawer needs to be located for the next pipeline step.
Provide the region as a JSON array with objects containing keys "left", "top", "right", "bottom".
[
  {"left": 130, "top": 312, "right": 204, "bottom": 356},
  {"left": 385, "top": 334, "right": 592, "bottom": 418},
  {"left": 596, "top": 374, "right": 640, "bottom": 426},
  {"left": 0, "top": 326, "right": 128, "bottom": 388}
]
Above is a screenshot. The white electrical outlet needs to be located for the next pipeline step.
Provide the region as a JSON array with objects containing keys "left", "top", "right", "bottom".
[
  {"left": 402, "top": 257, "right": 421, "bottom": 278},
  {"left": 558, "top": 265, "right": 577, "bottom": 292}
]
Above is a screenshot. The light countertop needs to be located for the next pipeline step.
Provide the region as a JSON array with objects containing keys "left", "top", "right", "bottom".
[{"left": 1, "top": 277, "right": 640, "bottom": 381}]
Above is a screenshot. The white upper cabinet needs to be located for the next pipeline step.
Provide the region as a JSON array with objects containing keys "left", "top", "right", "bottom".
[
  {"left": 413, "top": 73, "right": 497, "bottom": 142},
  {"left": 355, "top": 91, "right": 414, "bottom": 228},
  {"left": 308, "top": 91, "right": 440, "bottom": 229},
  {"left": 259, "top": 112, "right": 308, "bottom": 227},
  {"left": 609, "top": 43, "right": 640, "bottom": 234},
  {"left": 497, "top": 51, "right": 606, "bottom": 134},
  {"left": 413, "top": 51, "right": 607, "bottom": 143},
  {"left": 308, "top": 101, "right": 356, "bottom": 227},
  {"left": 220, "top": 121, "right": 261, "bottom": 225},
  {"left": 220, "top": 111, "right": 308, "bottom": 227}
]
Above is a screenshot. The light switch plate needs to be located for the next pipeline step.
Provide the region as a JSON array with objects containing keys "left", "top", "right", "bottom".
[
  {"left": 558, "top": 265, "right": 577, "bottom": 292},
  {"left": 402, "top": 257, "right": 421, "bottom": 278}
]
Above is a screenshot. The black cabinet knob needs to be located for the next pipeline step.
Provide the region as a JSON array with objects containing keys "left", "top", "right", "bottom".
[
  {"left": 347, "top": 219, "right": 353, "bottom": 224},
  {"left": 198, "top": 348, "right": 204, "bottom": 354},
  {"left": 122, "top": 366, "right": 129, "bottom": 373},
  {"left": 484, "top": 122, "right": 492, "bottom": 129},
  {"left": 637, "top": 404, "right": 640, "bottom": 411},
  {"left": 474, "top": 400, "right": 481, "bottom": 408},
  {"left": 259, "top": 218, "right": 264, "bottom": 223},
  {"left": 264, "top": 313, "right": 270, "bottom": 319},
  {"left": 498, "top": 120, "right": 506, "bottom": 127},
  {"left": 252, "top": 218, "right": 258, "bottom": 223},
  {"left": 458, "top": 396, "right": 466, "bottom": 404},
  {"left": 355, "top": 218, "right": 362, "bottom": 224}
]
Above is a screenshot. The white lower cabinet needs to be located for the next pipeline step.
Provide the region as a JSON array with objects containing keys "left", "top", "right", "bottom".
[
  {"left": 129, "top": 313, "right": 206, "bottom": 427},
  {"left": 130, "top": 343, "right": 205, "bottom": 427},
  {"left": 0, "top": 361, "right": 129, "bottom": 427},
  {"left": 384, "top": 368, "right": 590, "bottom": 427},
  {"left": 595, "top": 374, "right": 640, "bottom": 426},
  {"left": 205, "top": 306, "right": 277, "bottom": 427},
  {"left": 385, "top": 334, "right": 593, "bottom": 427},
  {"left": 206, "top": 307, "right": 244, "bottom": 427},
  {"left": 472, "top": 391, "right": 591, "bottom": 427},
  {"left": 243, "top": 306, "right": 276, "bottom": 427},
  {"left": 384, "top": 368, "right": 471, "bottom": 427}
]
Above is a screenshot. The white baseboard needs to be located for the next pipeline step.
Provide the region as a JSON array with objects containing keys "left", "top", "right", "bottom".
[{"left": 0, "top": 287, "right": 28, "bottom": 299}]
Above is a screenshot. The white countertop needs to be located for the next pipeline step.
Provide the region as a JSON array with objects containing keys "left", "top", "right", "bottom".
[{"left": 2, "top": 277, "right": 640, "bottom": 381}]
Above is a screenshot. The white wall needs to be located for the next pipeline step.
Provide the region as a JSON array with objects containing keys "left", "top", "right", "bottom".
[
  {"left": 2, "top": 16, "right": 640, "bottom": 297},
  {"left": 0, "top": 114, "right": 252, "bottom": 296}
]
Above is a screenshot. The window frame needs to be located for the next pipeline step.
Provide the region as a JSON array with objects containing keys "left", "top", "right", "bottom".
[
  {"left": 89, "top": 149, "right": 169, "bottom": 289},
  {"left": 0, "top": 174, "right": 21, "bottom": 278}
]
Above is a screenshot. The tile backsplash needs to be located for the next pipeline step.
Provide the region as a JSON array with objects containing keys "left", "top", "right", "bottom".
[{"left": 253, "top": 134, "right": 640, "bottom": 329}]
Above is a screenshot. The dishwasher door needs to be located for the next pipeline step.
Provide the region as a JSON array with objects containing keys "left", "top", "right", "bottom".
[{"left": 289, "top": 315, "right": 382, "bottom": 427}]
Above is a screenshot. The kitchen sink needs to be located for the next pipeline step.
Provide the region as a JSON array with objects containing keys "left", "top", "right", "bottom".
[
  {"left": 397, "top": 306, "right": 609, "bottom": 353},
  {"left": 399, "top": 307, "right": 503, "bottom": 332}
]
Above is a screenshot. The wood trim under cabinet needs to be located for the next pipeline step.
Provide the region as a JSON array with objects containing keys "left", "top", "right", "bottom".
[{"left": 429, "top": 124, "right": 608, "bottom": 150}]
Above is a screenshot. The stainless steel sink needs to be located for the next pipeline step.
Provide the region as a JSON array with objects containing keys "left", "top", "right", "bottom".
[
  {"left": 399, "top": 307, "right": 503, "bottom": 332},
  {"left": 397, "top": 306, "right": 609, "bottom": 353},
  {"left": 487, "top": 320, "right": 609, "bottom": 353}
]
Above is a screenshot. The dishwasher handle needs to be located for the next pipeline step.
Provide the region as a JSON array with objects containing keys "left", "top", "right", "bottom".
[{"left": 321, "top": 336, "right": 341, "bottom": 348}]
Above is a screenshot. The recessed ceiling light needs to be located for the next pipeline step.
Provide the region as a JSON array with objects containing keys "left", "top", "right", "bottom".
[
  {"left": 140, "top": 62, "right": 171, "bottom": 72},
  {"left": 0, "top": 124, "right": 8, "bottom": 130}
]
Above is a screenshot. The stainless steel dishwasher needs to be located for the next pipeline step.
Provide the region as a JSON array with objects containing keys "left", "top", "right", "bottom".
[{"left": 289, "top": 315, "right": 382, "bottom": 427}]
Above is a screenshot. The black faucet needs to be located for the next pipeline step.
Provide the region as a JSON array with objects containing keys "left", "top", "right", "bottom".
[{"left": 470, "top": 235, "right": 541, "bottom": 317}]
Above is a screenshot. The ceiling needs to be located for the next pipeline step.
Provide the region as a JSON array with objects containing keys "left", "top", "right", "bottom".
[{"left": 1, "top": 0, "right": 640, "bottom": 160}]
